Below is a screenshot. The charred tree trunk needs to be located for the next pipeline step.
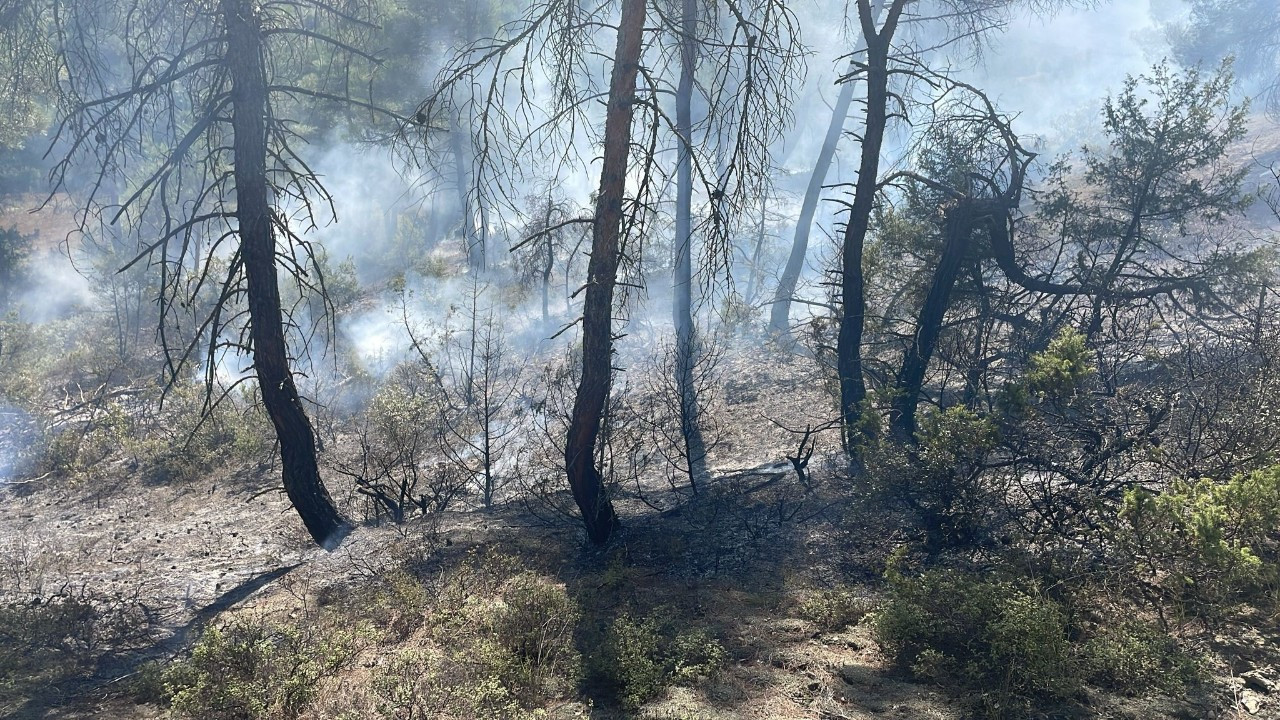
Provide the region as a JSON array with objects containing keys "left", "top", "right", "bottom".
[
  {"left": 565, "top": 0, "right": 647, "bottom": 544},
  {"left": 674, "top": 0, "right": 709, "bottom": 490},
  {"left": 837, "top": 0, "right": 902, "bottom": 453},
  {"left": 770, "top": 0, "right": 884, "bottom": 339},
  {"left": 225, "top": 0, "right": 351, "bottom": 548},
  {"left": 889, "top": 207, "right": 977, "bottom": 442}
]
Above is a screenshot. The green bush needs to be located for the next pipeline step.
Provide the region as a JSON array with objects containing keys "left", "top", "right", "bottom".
[
  {"left": 164, "top": 617, "right": 363, "bottom": 720},
  {"left": 795, "top": 586, "right": 871, "bottom": 632},
  {"left": 595, "top": 613, "right": 725, "bottom": 710},
  {"left": 873, "top": 569, "right": 1079, "bottom": 719},
  {"left": 358, "top": 568, "right": 580, "bottom": 718},
  {"left": 1025, "top": 327, "right": 1093, "bottom": 399},
  {"left": 489, "top": 572, "right": 582, "bottom": 700},
  {"left": 909, "top": 407, "right": 1002, "bottom": 550},
  {"left": 1081, "top": 621, "right": 1200, "bottom": 695},
  {"left": 370, "top": 646, "right": 530, "bottom": 720},
  {"left": 1117, "top": 466, "right": 1280, "bottom": 615},
  {"left": 366, "top": 566, "right": 435, "bottom": 638},
  {"left": 132, "top": 384, "right": 273, "bottom": 485}
]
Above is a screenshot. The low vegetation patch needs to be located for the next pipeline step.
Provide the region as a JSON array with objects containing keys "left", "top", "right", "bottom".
[
  {"left": 873, "top": 568, "right": 1081, "bottom": 719},
  {"left": 162, "top": 616, "right": 367, "bottom": 720},
  {"left": 590, "top": 612, "right": 726, "bottom": 710}
]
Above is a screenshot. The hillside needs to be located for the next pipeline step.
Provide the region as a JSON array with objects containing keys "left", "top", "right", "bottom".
[{"left": 2, "top": 3, "right": 1280, "bottom": 719}]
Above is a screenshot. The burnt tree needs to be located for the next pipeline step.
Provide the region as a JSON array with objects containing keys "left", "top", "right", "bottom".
[
  {"left": 563, "top": 0, "right": 647, "bottom": 543},
  {"left": 37, "top": 0, "right": 398, "bottom": 547}
]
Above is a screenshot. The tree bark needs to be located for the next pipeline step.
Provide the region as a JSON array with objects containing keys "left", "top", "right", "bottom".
[
  {"left": 837, "top": 0, "right": 902, "bottom": 452},
  {"left": 542, "top": 201, "right": 554, "bottom": 325},
  {"left": 225, "top": 0, "right": 351, "bottom": 548},
  {"left": 674, "top": 0, "right": 708, "bottom": 490},
  {"left": 769, "top": 0, "right": 885, "bottom": 338},
  {"left": 451, "top": 115, "right": 484, "bottom": 271},
  {"left": 565, "top": 0, "right": 647, "bottom": 544},
  {"left": 889, "top": 207, "right": 976, "bottom": 442}
]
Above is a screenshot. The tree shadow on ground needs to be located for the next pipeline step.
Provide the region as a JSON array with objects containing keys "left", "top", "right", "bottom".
[
  {"left": 7, "top": 563, "right": 300, "bottom": 720},
  {"left": 544, "top": 462, "right": 913, "bottom": 719}
]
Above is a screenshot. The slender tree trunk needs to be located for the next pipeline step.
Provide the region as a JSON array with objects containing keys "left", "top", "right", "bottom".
[
  {"left": 565, "top": 0, "right": 646, "bottom": 544},
  {"left": 890, "top": 208, "right": 976, "bottom": 441},
  {"left": 542, "top": 201, "right": 554, "bottom": 325},
  {"left": 744, "top": 196, "right": 767, "bottom": 305},
  {"left": 224, "top": 0, "right": 351, "bottom": 548},
  {"left": 770, "top": 0, "right": 885, "bottom": 338},
  {"left": 451, "top": 116, "right": 484, "bottom": 270},
  {"left": 674, "top": 0, "right": 708, "bottom": 490},
  {"left": 838, "top": 0, "right": 901, "bottom": 452}
]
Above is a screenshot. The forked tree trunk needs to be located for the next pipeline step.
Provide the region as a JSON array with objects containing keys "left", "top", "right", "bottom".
[
  {"left": 673, "top": 0, "right": 709, "bottom": 490},
  {"left": 769, "top": 0, "right": 885, "bottom": 339},
  {"left": 565, "top": 0, "right": 647, "bottom": 544},
  {"left": 225, "top": 0, "right": 351, "bottom": 548},
  {"left": 837, "top": 0, "right": 902, "bottom": 452}
]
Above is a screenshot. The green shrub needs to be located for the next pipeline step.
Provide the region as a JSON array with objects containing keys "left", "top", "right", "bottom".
[
  {"left": 795, "top": 586, "right": 871, "bottom": 632},
  {"left": 909, "top": 407, "right": 1002, "bottom": 550},
  {"left": 489, "top": 572, "right": 582, "bottom": 700},
  {"left": 350, "top": 559, "right": 581, "bottom": 715},
  {"left": 1081, "top": 621, "right": 1200, "bottom": 695},
  {"left": 596, "top": 613, "right": 725, "bottom": 710},
  {"left": 130, "top": 661, "right": 168, "bottom": 705},
  {"left": 133, "top": 384, "right": 273, "bottom": 485},
  {"left": 361, "top": 571, "right": 580, "bottom": 718},
  {"left": 1117, "top": 466, "right": 1280, "bottom": 615},
  {"left": 164, "top": 617, "right": 363, "bottom": 720},
  {"left": 873, "top": 569, "right": 1079, "bottom": 719},
  {"left": 352, "top": 568, "right": 431, "bottom": 641},
  {"left": 1025, "top": 327, "right": 1093, "bottom": 399},
  {"left": 370, "top": 646, "right": 530, "bottom": 720}
]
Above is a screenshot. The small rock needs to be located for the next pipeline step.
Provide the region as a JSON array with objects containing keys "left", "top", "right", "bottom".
[
  {"left": 1242, "top": 669, "right": 1276, "bottom": 695},
  {"left": 1242, "top": 691, "right": 1262, "bottom": 714}
]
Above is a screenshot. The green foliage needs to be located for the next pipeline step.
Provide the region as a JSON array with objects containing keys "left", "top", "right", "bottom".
[
  {"left": 332, "top": 557, "right": 581, "bottom": 718},
  {"left": 594, "top": 613, "right": 725, "bottom": 710},
  {"left": 388, "top": 214, "right": 452, "bottom": 279},
  {"left": 873, "top": 569, "right": 1079, "bottom": 719},
  {"left": 368, "top": 646, "right": 533, "bottom": 720},
  {"left": 130, "top": 661, "right": 169, "bottom": 705},
  {"left": 908, "top": 407, "right": 1001, "bottom": 549},
  {"left": 36, "top": 381, "right": 272, "bottom": 485},
  {"left": 488, "top": 572, "right": 582, "bottom": 700},
  {"left": 1025, "top": 328, "right": 1093, "bottom": 399},
  {"left": 916, "top": 407, "right": 999, "bottom": 471},
  {"left": 164, "top": 617, "right": 364, "bottom": 720},
  {"left": 795, "top": 586, "right": 871, "bottom": 632},
  {"left": 717, "top": 292, "right": 758, "bottom": 333},
  {"left": 360, "top": 568, "right": 432, "bottom": 641},
  {"left": 335, "top": 361, "right": 470, "bottom": 522},
  {"left": 1042, "top": 60, "right": 1256, "bottom": 308},
  {"left": 1081, "top": 620, "right": 1200, "bottom": 695},
  {"left": 320, "top": 253, "right": 362, "bottom": 314},
  {"left": 1090, "top": 60, "right": 1248, "bottom": 223},
  {"left": 1117, "top": 466, "right": 1280, "bottom": 614}
]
